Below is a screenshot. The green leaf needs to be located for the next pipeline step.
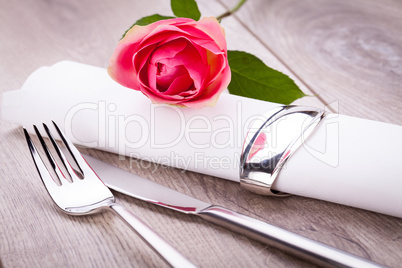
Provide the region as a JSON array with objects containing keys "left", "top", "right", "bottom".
[
  {"left": 171, "top": 0, "right": 201, "bottom": 20},
  {"left": 227, "top": 50, "right": 306, "bottom": 105},
  {"left": 121, "top": 14, "right": 175, "bottom": 39}
]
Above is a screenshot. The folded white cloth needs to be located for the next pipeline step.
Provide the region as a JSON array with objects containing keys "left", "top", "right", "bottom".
[
  {"left": 3, "top": 61, "right": 402, "bottom": 218},
  {"left": 3, "top": 61, "right": 279, "bottom": 181}
]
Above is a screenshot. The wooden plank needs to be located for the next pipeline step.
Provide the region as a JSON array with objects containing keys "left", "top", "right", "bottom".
[{"left": 220, "top": 0, "right": 402, "bottom": 124}]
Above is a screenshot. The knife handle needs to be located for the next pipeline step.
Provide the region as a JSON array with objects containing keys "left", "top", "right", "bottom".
[{"left": 198, "top": 206, "right": 383, "bottom": 268}]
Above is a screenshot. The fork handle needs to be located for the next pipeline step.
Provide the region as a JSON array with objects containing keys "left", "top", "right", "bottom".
[{"left": 109, "top": 203, "right": 196, "bottom": 268}]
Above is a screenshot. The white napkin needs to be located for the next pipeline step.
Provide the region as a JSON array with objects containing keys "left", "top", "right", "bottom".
[
  {"left": 3, "top": 61, "right": 402, "bottom": 218},
  {"left": 2, "top": 61, "right": 278, "bottom": 181}
]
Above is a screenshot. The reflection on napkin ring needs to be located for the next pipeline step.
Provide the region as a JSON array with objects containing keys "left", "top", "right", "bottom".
[{"left": 240, "top": 106, "right": 326, "bottom": 196}]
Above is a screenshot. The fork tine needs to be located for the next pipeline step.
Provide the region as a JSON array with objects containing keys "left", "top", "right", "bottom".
[
  {"left": 33, "top": 125, "right": 68, "bottom": 185},
  {"left": 43, "top": 123, "right": 79, "bottom": 182},
  {"left": 51, "top": 121, "right": 88, "bottom": 176},
  {"left": 24, "top": 127, "right": 60, "bottom": 189}
]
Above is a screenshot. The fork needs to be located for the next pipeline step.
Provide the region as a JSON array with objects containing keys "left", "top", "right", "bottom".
[{"left": 24, "top": 121, "right": 196, "bottom": 268}]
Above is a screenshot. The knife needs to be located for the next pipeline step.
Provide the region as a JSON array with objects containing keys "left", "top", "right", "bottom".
[{"left": 83, "top": 154, "right": 384, "bottom": 268}]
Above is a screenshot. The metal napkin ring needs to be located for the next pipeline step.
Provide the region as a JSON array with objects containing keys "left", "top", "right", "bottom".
[{"left": 240, "top": 106, "right": 326, "bottom": 196}]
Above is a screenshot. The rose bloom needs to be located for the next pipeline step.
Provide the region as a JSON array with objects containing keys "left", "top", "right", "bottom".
[{"left": 108, "top": 17, "right": 231, "bottom": 108}]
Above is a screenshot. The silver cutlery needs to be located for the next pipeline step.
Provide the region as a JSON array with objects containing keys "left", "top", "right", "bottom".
[
  {"left": 23, "top": 122, "right": 196, "bottom": 268},
  {"left": 84, "top": 154, "right": 385, "bottom": 268}
]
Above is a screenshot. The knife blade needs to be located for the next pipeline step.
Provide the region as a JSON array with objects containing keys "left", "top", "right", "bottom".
[
  {"left": 84, "top": 154, "right": 211, "bottom": 214},
  {"left": 83, "top": 154, "right": 384, "bottom": 268}
]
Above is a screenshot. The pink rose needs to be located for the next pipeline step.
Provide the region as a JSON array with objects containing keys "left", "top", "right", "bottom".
[{"left": 108, "top": 17, "right": 231, "bottom": 108}]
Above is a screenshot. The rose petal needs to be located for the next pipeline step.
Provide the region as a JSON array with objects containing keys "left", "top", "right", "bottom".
[
  {"left": 150, "top": 39, "right": 187, "bottom": 65},
  {"left": 156, "top": 65, "right": 188, "bottom": 91},
  {"left": 108, "top": 42, "right": 141, "bottom": 90},
  {"left": 165, "top": 72, "right": 194, "bottom": 95},
  {"left": 139, "top": 24, "right": 190, "bottom": 48},
  {"left": 194, "top": 17, "right": 227, "bottom": 51},
  {"left": 140, "top": 23, "right": 222, "bottom": 56},
  {"left": 181, "top": 63, "right": 231, "bottom": 108},
  {"left": 204, "top": 52, "right": 226, "bottom": 86},
  {"left": 123, "top": 18, "right": 193, "bottom": 45},
  {"left": 140, "top": 83, "right": 185, "bottom": 103},
  {"left": 158, "top": 41, "right": 206, "bottom": 90},
  {"left": 147, "top": 60, "right": 157, "bottom": 90},
  {"left": 134, "top": 43, "right": 157, "bottom": 78}
]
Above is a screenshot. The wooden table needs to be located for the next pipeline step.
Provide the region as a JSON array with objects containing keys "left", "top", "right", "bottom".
[{"left": 1, "top": 0, "right": 401, "bottom": 267}]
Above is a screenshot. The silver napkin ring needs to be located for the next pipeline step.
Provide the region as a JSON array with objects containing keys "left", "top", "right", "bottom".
[{"left": 240, "top": 106, "right": 326, "bottom": 196}]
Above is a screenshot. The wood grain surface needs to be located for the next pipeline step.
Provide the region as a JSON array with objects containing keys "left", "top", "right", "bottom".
[
  {"left": 220, "top": 0, "right": 402, "bottom": 123},
  {"left": 1, "top": 0, "right": 401, "bottom": 267}
]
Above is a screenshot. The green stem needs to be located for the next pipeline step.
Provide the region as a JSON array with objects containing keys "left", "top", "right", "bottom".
[{"left": 216, "top": 0, "right": 247, "bottom": 21}]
